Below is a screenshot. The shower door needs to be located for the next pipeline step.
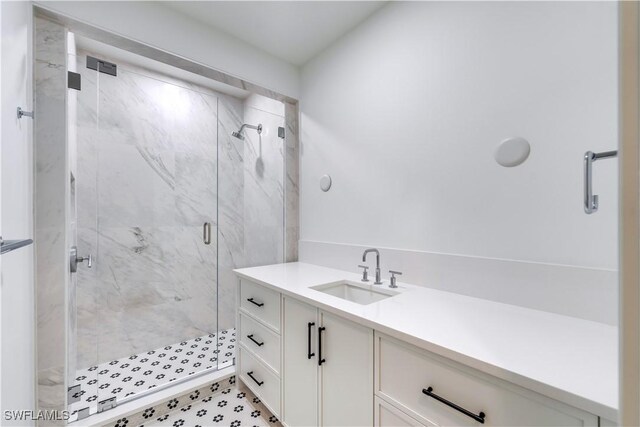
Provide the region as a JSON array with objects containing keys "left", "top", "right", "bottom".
[{"left": 72, "top": 52, "right": 223, "bottom": 415}]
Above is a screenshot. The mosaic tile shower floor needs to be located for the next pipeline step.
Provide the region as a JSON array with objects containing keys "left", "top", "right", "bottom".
[
  {"left": 70, "top": 329, "right": 236, "bottom": 416},
  {"left": 140, "top": 385, "right": 281, "bottom": 427}
]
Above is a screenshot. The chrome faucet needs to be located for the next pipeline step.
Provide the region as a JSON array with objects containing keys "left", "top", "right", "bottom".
[{"left": 362, "top": 248, "right": 383, "bottom": 284}]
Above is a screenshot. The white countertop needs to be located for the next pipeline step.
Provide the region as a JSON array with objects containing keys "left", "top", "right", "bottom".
[{"left": 234, "top": 262, "right": 618, "bottom": 421}]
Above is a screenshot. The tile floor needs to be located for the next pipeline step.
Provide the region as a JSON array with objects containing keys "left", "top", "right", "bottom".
[
  {"left": 141, "top": 385, "right": 281, "bottom": 427},
  {"left": 70, "top": 329, "right": 236, "bottom": 416}
]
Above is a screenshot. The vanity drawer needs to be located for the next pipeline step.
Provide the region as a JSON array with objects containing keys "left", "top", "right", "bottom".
[
  {"left": 376, "top": 397, "right": 428, "bottom": 427},
  {"left": 239, "top": 311, "right": 281, "bottom": 374},
  {"left": 376, "top": 334, "right": 597, "bottom": 426},
  {"left": 239, "top": 346, "right": 281, "bottom": 417},
  {"left": 240, "top": 280, "right": 281, "bottom": 332}
]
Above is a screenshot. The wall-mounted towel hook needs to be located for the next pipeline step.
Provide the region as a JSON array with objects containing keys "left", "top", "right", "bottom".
[
  {"left": 17, "top": 107, "right": 34, "bottom": 119},
  {"left": 584, "top": 150, "right": 617, "bottom": 214}
]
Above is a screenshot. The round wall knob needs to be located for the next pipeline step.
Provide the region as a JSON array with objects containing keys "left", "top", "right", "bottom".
[
  {"left": 495, "top": 137, "right": 531, "bottom": 167},
  {"left": 320, "top": 174, "right": 332, "bottom": 192}
]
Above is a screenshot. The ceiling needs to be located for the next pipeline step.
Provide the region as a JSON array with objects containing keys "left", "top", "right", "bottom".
[{"left": 163, "top": 1, "right": 388, "bottom": 66}]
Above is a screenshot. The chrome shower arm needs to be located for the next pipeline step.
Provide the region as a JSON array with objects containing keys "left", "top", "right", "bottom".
[
  {"left": 584, "top": 149, "right": 617, "bottom": 214},
  {"left": 239, "top": 124, "right": 261, "bottom": 132},
  {"left": 232, "top": 123, "right": 263, "bottom": 140}
]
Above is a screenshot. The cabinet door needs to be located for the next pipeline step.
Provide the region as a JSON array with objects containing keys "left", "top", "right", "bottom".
[
  {"left": 320, "top": 310, "right": 374, "bottom": 427},
  {"left": 283, "top": 297, "right": 319, "bottom": 426}
]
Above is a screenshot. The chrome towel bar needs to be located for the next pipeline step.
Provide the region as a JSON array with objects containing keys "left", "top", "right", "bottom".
[
  {"left": 0, "top": 239, "right": 33, "bottom": 255},
  {"left": 584, "top": 150, "right": 617, "bottom": 214}
]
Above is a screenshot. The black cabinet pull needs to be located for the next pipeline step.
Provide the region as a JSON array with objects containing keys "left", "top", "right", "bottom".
[
  {"left": 247, "top": 371, "right": 264, "bottom": 386},
  {"left": 318, "top": 326, "right": 326, "bottom": 366},
  {"left": 247, "top": 297, "right": 264, "bottom": 307},
  {"left": 247, "top": 334, "right": 264, "bottom": 347},
  {"left": 307, "top": 322, "right": 315, "bottom": 359},
  {"left": 422, "top": 387, "right": 485, "bottom": 424}
]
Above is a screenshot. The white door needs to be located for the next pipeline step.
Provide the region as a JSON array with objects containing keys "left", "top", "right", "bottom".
[
  {"left": 320, "top": 310, "right": 374, "bottom": 427},
  {"left": 283, "top": 297, "right": 318, "bottom": 426}
]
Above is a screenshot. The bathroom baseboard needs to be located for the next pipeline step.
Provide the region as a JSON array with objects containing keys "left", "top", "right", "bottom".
[{"left": 300, "top": 240, "right": 618, "bottom": 325}]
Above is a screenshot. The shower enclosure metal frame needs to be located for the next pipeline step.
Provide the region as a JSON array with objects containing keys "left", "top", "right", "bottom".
[{"left": 33, "top": 4, "right": 300, "bottom": 421}]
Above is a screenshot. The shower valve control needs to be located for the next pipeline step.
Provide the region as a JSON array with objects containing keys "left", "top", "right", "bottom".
[
  {"left": 70, "top": 246, "right": 93, "bottom": 273},
  {"left": 358, "top": 264, "right": 369, "bottom": 282}
]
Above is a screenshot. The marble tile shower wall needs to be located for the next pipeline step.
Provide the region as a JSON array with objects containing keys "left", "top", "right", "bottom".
[
  {"left": 243, "top": 95, "right": 286, "bottom": 267},
  {"left": 73, "top": 51, "right": 255, "bottom": 369},
  {"left": 35, "top": 17, "right": 68, "bottom": 416}
]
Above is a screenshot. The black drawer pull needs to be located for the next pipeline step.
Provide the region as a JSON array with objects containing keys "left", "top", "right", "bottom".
[
  {"left": 318, "top": 326, "right": 326, "bottom": 366},
  {"left": 247, "top": 297, "right": 264, "bottom": 307},
  {"left": 422, "top": 387, "right": 485, "bottom": 424},
  {"left": 307, "top": 322, "right": 315, "bottom": 359},
  {"left": 247, "top": 334, "right": 264, "bottom": 347},
  {"left": 247, "top": 371, "right": 264, "bottom": 386}
]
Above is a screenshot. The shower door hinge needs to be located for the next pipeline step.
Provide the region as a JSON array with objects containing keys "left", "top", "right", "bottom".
[
  {"left": 98, "top": 397, "right": 117, "bottom": 412},
  {"left": 68, "top": 71, "right": 81, "bottom": 90},
  {"left": 67, "top": 384, "right": 82, "bottom": 404},
  {"left": 87, "top": 56, "right": 117, "bottom": 77},
  {"left": 16, "top": 107, "right": 34, "bottom": 119},
  {"left": 76, "top": 407, "right": 91, "bottom": 421},
  {"left": 278, "top": 126, "right": 285, "bottom": 139}
]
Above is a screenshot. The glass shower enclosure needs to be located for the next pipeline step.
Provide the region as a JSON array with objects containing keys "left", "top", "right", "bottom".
[{"left": 64, "top": 37, "right": 285, "bottom": 419}]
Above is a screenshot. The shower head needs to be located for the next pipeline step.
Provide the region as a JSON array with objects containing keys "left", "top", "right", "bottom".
[{"left": 232, "top": 123, "right": 262, "bottom": 140}]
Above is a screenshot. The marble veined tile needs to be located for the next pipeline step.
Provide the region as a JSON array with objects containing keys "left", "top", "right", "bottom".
[
  {"left": 76, "top": 54, "right": 98, "bottom": 126},
  {"left": 35, "top": 17, "right": 68, "bottom": 418},
  {"left": 217, "top": 96, "right": 245, "bottom": 331},
  {"left": 72, "top": 48, "right": 290, "bottom": 376},
  {"left": 243, "top": 105, "right": 285, "bottom": 266},
  {"left": 97, "top": 67, "right": 218, "bottom": 159},
  {"left": 97, "top": 143, "right": 176, "bottom": 228},
  {"left": 95, "top": 226, "right": 216, "bottom": 287},
  {"left": 175, "top": 152, "right": 217, "bottom": 227},
  {"left": 284, "top": 101, "right": 300, "bottom": 262},
  {"left": 245, "top": 93, "right": 285, "bottom": 117}
]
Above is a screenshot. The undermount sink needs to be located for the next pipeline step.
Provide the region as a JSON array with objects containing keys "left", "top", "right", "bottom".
[{"left": 310, "top": 280, "right": 399, "bottom": 305}]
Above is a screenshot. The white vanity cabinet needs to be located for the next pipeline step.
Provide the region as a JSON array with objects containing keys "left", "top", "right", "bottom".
[
  {"left": 281, "top": 297, "right": 318, "bottom": 425},
  {"left": 375, "top": 334, "right": 599, "bottom": 427},
  {"left": 236, "top": 269, "right": 607, "bottom": 427},
  {"left": 237, "top": 279, "right": 374, "bottom": 427},
  {"left": 237, "top": 280, "right": 282, "bottom": 418},
  {"left": 282, "top": 296, "right": 374, "bottom": 427}
]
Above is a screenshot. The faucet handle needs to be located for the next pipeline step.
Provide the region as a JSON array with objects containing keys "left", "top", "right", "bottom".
[
  {"left": 358, "top": 265, "right": 369, "bottom": 282},
  {"left": 389, "top": 270, "right": 402, "bottom": 288}
]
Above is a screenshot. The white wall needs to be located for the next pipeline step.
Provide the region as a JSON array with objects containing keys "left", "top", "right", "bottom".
[
  {"left": 0, "top": 0, "right": 35, "bottom": 422},
  {"left": 35, "top": 1, "right": 300, "bottom": 99},
  {"left": 300, "top": 1, "right": 618, "bottom": 270}
]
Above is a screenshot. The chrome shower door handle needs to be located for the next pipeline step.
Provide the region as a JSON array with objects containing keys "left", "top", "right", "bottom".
[
  {"left": 79, "top": 254, "right": 93, "bottom": 268},
  {"left": 70, "top": 246, "right": 93, "bottom": 273},
  {"left": 203, "top": 222, "right": 212, "bottom": 245}
]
